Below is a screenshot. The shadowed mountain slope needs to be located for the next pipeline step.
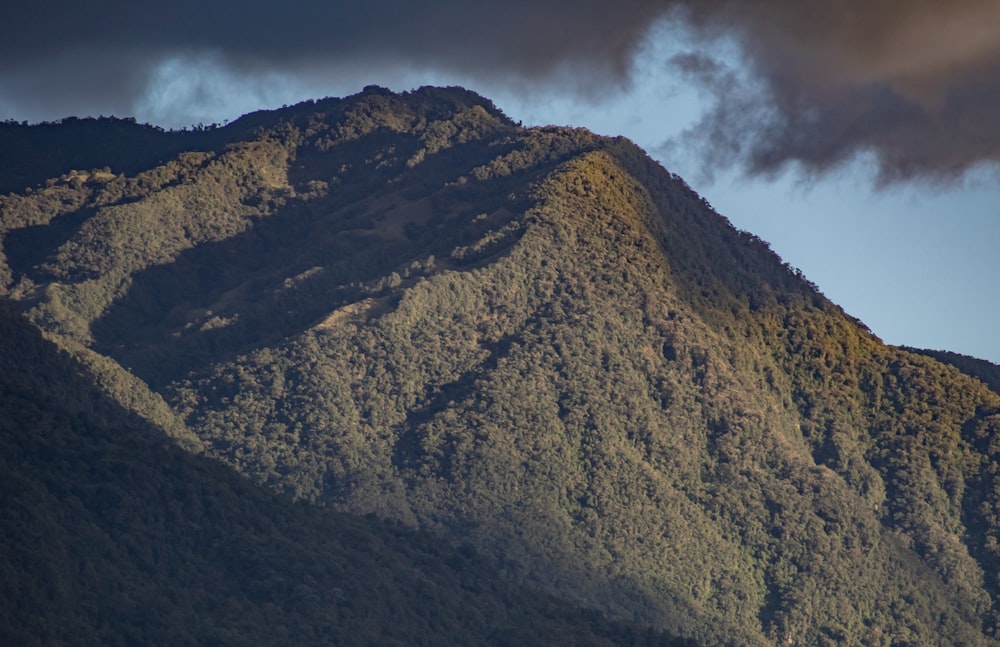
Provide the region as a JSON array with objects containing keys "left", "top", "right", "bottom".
[
  {"left": 3, "top": 86, "right": 1000, "bottom": 646},
  {"left": 0, "top": 299, "right": 691, "bottom": 646}
]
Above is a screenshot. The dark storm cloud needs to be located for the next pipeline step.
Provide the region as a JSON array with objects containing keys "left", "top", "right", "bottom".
[
  {"left": 0, "top": 1, "right": 664, "bottom": 108},
  {"left": 669, "top": 0, "right": 1000, "bottom": 183},
  {"left": 4, "top": 1, "right": 1000, "bottom": 182}
]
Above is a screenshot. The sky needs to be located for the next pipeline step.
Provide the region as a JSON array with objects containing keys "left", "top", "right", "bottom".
[{"left": 2, "top": 1, "right": 998, "bottom": 363}]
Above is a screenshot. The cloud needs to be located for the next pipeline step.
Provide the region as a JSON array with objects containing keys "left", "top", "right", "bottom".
[
  {"left": 0, "top": 1, "right": 663, "bottom": 112},
  {"left": 669, "top": 0, "right": 1000, "bottom": 183},
  {"left": 3, "top": 1, "right": 999, "bottom": 183}
]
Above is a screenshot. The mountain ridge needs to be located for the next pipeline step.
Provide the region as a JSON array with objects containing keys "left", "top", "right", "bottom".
[
  {"left": 902, "top": 346, "right": 1000, "bottom": 396},
  {"left": 3, "top": 85, "right": 1000, "bottom": 645}
]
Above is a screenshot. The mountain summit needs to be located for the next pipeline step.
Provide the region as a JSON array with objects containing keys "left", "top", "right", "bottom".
[{"left": 3, "top": 86, "right": 1000, "bottom": 645}]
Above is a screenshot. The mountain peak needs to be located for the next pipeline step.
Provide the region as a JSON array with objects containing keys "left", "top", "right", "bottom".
[
  {"left": 3, "top": 86, "right": 1000, "bottom": 646},
  {"left": 228, "top": 84, "right": 515, "bottom": 143}
]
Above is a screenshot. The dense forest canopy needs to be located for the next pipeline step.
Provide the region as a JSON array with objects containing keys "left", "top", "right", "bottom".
[
  {"left": 0, "top": 300, "right": 693, "bottom": 646},
  {"left": 3, "top": 86, "right": 1000, "bottom": 646}
]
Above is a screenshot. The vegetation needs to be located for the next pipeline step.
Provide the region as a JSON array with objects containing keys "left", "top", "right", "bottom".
[
  {"left": 3, "top": 85, "right": 1000, "bottom": 645},
  {"left": 0, "top": 300, "right": 692, "bottom": 646},
  {"left": 904, "top": 346, "right": 1000, "bottom": 396}
]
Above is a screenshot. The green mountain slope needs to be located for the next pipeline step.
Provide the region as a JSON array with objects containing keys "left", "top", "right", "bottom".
[
  {"left": 904, "top": 346, "right": 1000, "bottom": 396},
  {"left": 0, "top": 300, "right": 690, "bottom": 646},
  {"left": 4, "top": 85, "right": 1000, "bottom": 646}
]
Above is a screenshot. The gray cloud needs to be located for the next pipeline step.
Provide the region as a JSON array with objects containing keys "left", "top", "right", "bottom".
[
  {"left": 670, "top": 0, "right": 1000, "bottom": 183},
  {"left": 4, "top": 1, "right": 999, "bottom": 183},
  {"left": 0, "top": 1, "right": 663, "bottom": 101}
]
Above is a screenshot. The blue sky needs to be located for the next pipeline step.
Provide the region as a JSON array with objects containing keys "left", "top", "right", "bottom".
[{"left": 3, "top": 5, "right": 998, "bottom": 363}]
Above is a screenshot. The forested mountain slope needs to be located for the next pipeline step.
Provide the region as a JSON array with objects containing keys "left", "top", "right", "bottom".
[
  {"left": 904, "top": 347, "right": 1000, "bottom": 397},
  {"left": 3, "top": 85, "right": 1000, "bottom": 646},
  {"left": 0, "top": 299, "right": 689, "bottom": 646}
]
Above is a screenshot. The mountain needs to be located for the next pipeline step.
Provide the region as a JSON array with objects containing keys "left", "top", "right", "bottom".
[
  {"left": 3, "top": 85, "right": 1000, "bottom": 646},
  {"left": 0, "top": 300, "right": 690, "bottom": 646},
  {"left": 903, "top": 347, "right": 1000, "bottom": 397}
]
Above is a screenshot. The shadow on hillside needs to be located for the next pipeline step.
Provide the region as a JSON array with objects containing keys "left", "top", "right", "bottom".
[
  {"left": 0, "top": 119, "right": 236, "bottom": 196},
  {"left": 4, "top": 207, "right": 98, "bottom": 281},
  {"left": 90, "top": 132, "right": 526, "bottom": 389}
]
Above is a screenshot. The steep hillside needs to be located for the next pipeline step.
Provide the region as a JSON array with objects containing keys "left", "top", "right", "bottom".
[
  {"left": 904, "top": 347, "right": 1000, "bottom": 396},
  {"left": 0, "top": 299, "right": 690, "bottom": 646},
  {"left": 4, "top": 86, "right": 1000, "bottom": 646}
]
